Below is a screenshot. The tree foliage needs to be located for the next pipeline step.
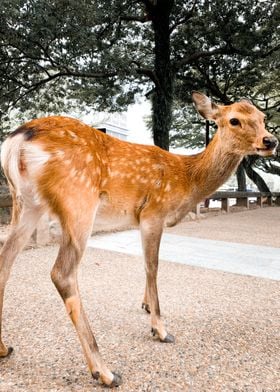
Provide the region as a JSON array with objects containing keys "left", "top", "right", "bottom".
[{"left": 0, "top": 0, "right": 279, "bottom": 154}]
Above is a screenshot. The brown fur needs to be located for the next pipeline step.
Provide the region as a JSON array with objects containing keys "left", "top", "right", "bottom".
[{"left": 0, "top": 93, "right": 277, "bottom": 387}]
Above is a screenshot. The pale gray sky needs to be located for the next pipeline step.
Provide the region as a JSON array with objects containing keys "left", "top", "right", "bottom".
[{"left": 126, "top": 100, "right": 153, "bottom": 145}]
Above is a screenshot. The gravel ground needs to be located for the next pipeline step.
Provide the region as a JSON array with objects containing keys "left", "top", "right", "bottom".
[
  {"left": 167, "top": 206, "right": 280, "bottom": 248},
  {"left": 0, "top": 208, "right": 279, "bottom": 392}
]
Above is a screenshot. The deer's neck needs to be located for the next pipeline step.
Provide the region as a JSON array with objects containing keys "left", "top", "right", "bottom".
[{"left": 182, "top": 133, "right": 242, "bottom": 201}]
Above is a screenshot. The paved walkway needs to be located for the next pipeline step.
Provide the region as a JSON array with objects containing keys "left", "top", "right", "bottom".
[{"left": 88, "top": 230, "right": 280, "bottom": 281}]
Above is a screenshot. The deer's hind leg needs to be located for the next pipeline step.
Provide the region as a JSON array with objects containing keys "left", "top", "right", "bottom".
[
  {"left": 142, "top": 281, "right": 151, "bottom": 314},
  {"left": 50, "top": 196, "right": 121, "bottom": 387},
  {"left": 0, "top": 203, "right": 43, "bottom": 358}
]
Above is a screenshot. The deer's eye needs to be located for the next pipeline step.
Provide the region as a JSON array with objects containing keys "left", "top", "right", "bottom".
[{"left": 230, "top": 118, "right": 240, "bottom": 126}]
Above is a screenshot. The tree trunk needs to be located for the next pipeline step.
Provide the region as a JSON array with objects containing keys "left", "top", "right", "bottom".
[
  {"left": 243, "top": 157, "right": 270, "bottom": 192},
  {"left": 236, "top": 161, "right": 247, "bottom": 191},
  {"left": 151, "top": 0, "right": 174, "bottom": 151},
  {"left": 205, "top": 120, "right": 210, "bottom": 146}
]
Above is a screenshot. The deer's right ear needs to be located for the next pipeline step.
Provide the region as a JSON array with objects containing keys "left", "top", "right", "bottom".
[{"left": 192, "top": 92, "right": 218, "bottom": 120}]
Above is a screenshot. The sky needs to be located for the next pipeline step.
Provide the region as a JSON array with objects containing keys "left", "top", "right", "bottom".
[
  {"left": 126, "top": 100, "right": 153, "bottom": 145},
  {"left": 126, "top": 100, "right": 192, "bottom": 155}
]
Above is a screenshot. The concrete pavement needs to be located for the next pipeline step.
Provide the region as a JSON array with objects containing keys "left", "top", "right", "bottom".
[{"left": 88, "top": 229, "right": 280, "bottom": 281}]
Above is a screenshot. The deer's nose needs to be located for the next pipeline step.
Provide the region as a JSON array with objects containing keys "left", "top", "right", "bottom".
[{"left": 263, "top": 136, "right": 278, "bottom": 149}]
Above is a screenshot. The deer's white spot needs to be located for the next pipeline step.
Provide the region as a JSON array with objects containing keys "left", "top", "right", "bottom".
[
  {"left": 152, "top": 164, "right": 163, "bottom": 170},
  {"left": 164, "top": 183, "right": 171, "bottom": 192},
  {"left": 68, "top": 130, "right": 78, "bottom": 140},
  {"left": 70, "top": 168, "right": 78, "bottom": 178},
  {"left": 56, "top": 150, "right": 65, "bottom": 158},
  {"left": 111, "top": 171, "right": 120, "bottom": 177},
  {"left": 80, "top": 173, "right": 86, "bottom": 183},
  {"left": 154, "top": 179, "right": 161, "bottom": 188},
  {"left": 86, "top": 154, "right": 93, "bottom": 163},
  {"left": 101, "top": 178, "right": 108, "bottom": 187}
]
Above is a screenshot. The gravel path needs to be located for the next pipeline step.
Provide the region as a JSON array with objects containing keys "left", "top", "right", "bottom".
[
  {"left": 167, "top": 207, "right": 280, "bottom": 248},
  {"left": 0, "top": 208, "right": 279, "bottom": 391}
]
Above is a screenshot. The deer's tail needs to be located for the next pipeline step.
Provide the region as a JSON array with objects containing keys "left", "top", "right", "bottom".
[{"left": 1, "top": 134, "right": 25, "bottom": 224}]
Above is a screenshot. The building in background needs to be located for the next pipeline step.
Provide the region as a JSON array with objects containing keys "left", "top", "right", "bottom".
[
  {"left": 95, "top": 112, "right": 129, "bottom": 141},
  {"left": 82, "top": 111, "right": 129, "bottom": 141}
]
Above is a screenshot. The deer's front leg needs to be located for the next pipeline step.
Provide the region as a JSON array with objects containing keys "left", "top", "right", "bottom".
[{"left": 140, "top": 219, "right": 175, "bottom": 343}]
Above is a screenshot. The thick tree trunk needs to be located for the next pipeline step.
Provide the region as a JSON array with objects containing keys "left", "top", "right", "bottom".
[
  {"left": 236, "top": 161, "right": 247, "bottom": 191},
  {"left": 243, "top": 157, "right": 270, "bottom": 192},
  {"left": 151, "top": 0, "right": 174, "bottom": 151}
]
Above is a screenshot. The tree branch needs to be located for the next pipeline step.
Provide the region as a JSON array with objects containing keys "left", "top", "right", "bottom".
[
  {"left": 9, "top": 69, "right": 118, "bottom": 108},
  {"left": 121, "top": 15, "right": 150, "bottom": 23},
  {"left": 195, "top": 63, "right": 232, "bottom": 104},
  {"left": 173, "top": 46, "right": 234, "bottom": 70},
  {"left": 169, "top": 0, "right": 198, "bottom": 34},
  {"left": 226, "top": 41, "right": 280, "bottom": 59},
  {"left": 130, "top": 60, "right": 159, "bottom": 87}
]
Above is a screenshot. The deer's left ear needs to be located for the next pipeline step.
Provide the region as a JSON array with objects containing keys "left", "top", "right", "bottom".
[{"left": 192, "top": 92, "right": 218, "bottom": 120}]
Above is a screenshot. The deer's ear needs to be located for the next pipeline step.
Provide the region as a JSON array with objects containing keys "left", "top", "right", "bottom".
[{"left": 192, "top": 92, "right": 218, "bottom": 120}]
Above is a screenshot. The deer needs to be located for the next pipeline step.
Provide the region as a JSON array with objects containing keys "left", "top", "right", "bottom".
[{"left": 0, "top": 92, "right": 278, "bottom": 387}]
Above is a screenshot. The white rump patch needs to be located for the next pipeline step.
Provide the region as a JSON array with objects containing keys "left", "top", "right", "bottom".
[{"left": 23, "top": 143, "right": 50, "bottom": 176}]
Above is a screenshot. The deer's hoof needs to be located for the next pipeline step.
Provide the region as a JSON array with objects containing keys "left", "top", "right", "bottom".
[
  {"left": 109, "top": 372, "right": 122, "bottom": 388},
  {"left": 141, "top": 302, "right": 151, "bottom": 314},
  {"left": 0, "top": 346, "right": 14, "bottom": 359},
  {"left": 151, "top": 328, "right": 175, "bottom": 343},
  {"left": 92, "top": 371, "right": 122, "bottom": 388},
  {"left": 161, "top": 333, "right": 175, "bottom": 343}
]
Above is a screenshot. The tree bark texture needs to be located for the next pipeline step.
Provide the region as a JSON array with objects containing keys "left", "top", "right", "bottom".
[
  {"left": 150, "top": 0, "right": 174, "bottom": 151},
  {"left": 236, "top": 162, "right": 247, "bottom": 191},
  {"left": 243, "top": 157, "right": 270, "bottom": 192}
]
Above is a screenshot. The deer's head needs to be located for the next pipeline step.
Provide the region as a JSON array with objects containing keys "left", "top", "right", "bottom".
[{"left": 192, "top": 92, "right": 278, "bottom": 157}]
